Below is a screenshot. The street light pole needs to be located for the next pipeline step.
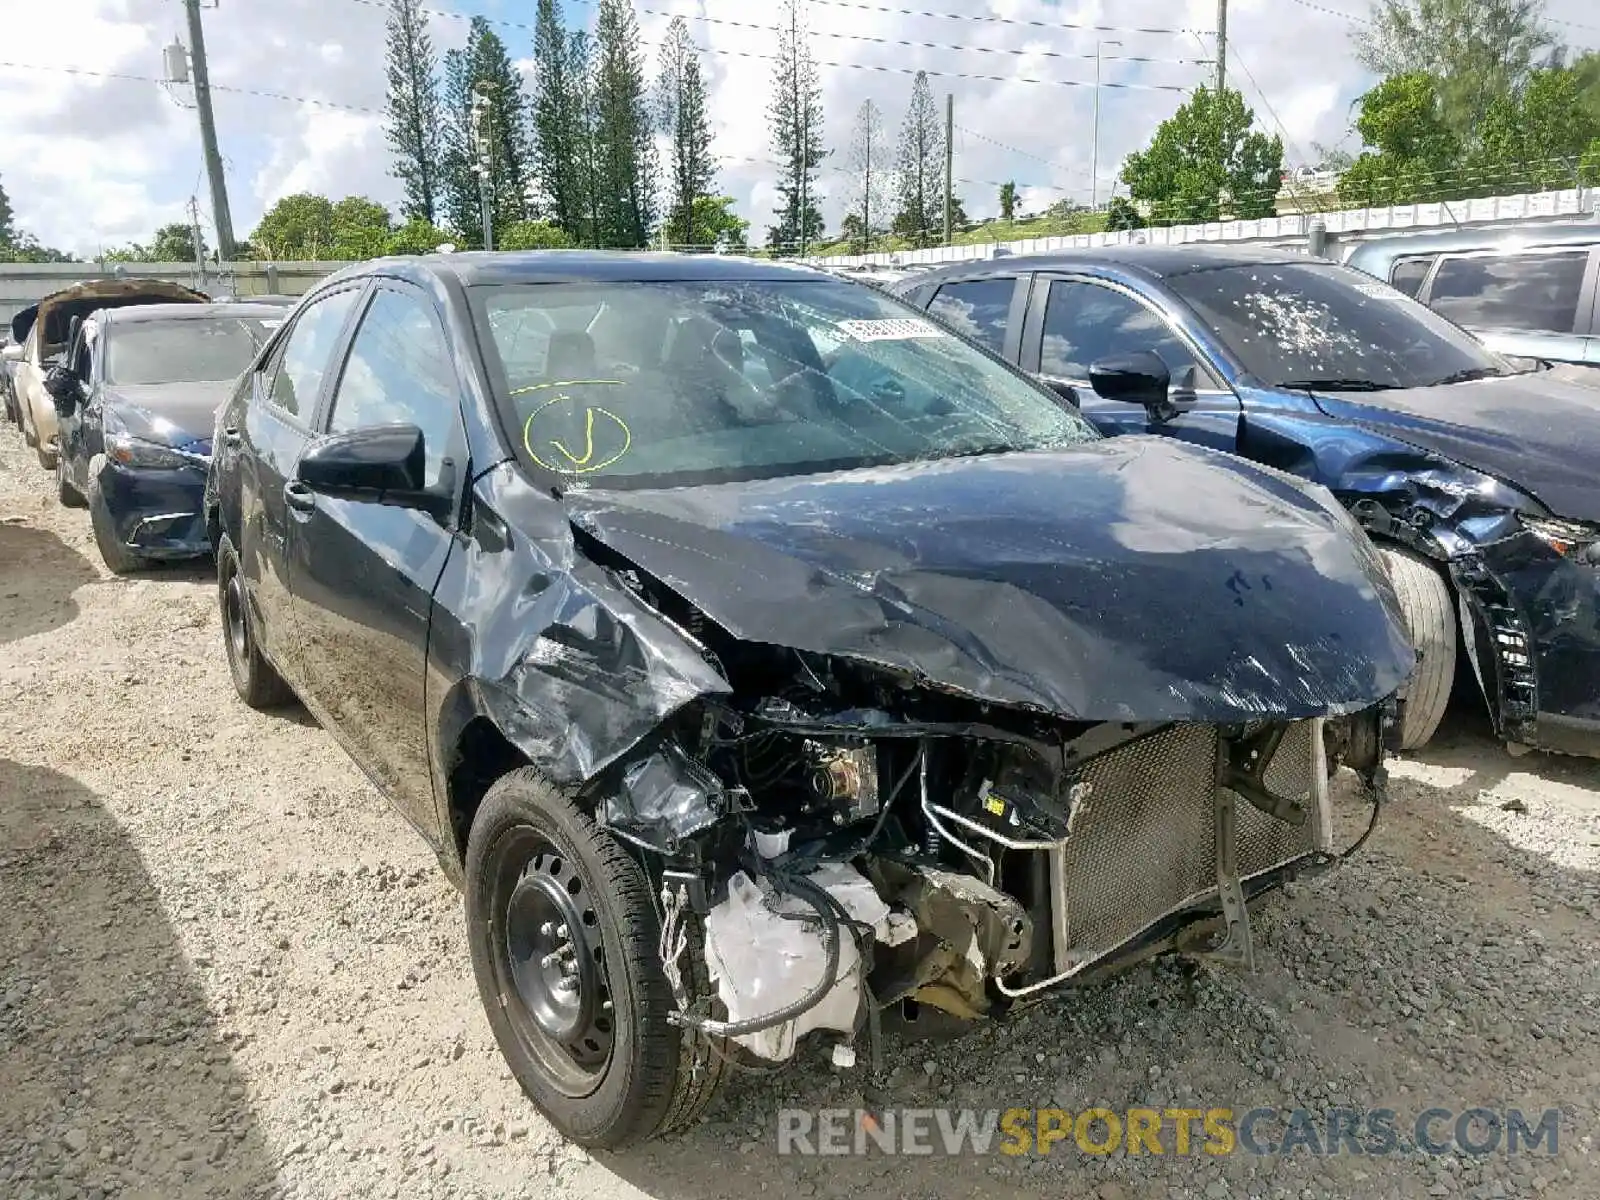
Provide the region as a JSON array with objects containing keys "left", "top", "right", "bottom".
[
  {"left": 181, "top": 0, "right": 236, "bottom": 261},
  {"left": 1090, "top": 39, "right": 1122, "bottom": 212}
]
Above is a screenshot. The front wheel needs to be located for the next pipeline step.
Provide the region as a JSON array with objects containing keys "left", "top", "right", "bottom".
[
  {"left": 1379, "top": 546, "right": 1456, "bottom": 751},
  {"left": 86, "top": 474, "right": 145, "bottom": 575},
  {"left": 56, "top": 454, "right": 85, "bottom": 508},
  {"left": 465, "top": 769, "right": 727, "bottom": 1149}
]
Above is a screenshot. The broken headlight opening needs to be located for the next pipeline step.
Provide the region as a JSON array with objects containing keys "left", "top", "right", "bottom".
[
  {"left": 1521, "top": 515, "right": 1600, "bottom": 565},
  {"left": 601, "top": 655, "right": 1358, "bottom": 1072}
]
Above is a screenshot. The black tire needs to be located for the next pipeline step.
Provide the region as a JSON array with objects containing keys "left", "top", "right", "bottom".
[
  {"left": 1379, "top": 546, "right": 1456, "bottom": 751},
  {"left": 465, "top": 769, "right": 727, "bottom": 1149},
  {"left": 55, "top": 454, "right": 85, "bottom": 508},
  {"left": 216, "top": 533, "right": 295, "bottom": 709},
  {"left": 86, "top": 474, "right": 146, "bottom": 575}
]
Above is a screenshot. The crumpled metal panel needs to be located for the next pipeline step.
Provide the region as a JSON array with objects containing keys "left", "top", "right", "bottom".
[{"left": 566, "top": 435, "right": 1414, "bottom": 725}]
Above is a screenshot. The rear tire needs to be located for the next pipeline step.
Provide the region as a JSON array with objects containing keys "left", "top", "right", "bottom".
[
  {"left": 1379, "top": 546, "right": 1456, "bottom": 751},
  {"left": 86, "top": 475, "right": 145, "bottom": 575},
  {"left": 217, "top": 533, "right": 294, "bottom": 709},
  {"left": 465, "top": 769, "right": 727, "bottom": 1149},
  {"left": 56, "top": 455, "right": 85, "bottom": 508}
]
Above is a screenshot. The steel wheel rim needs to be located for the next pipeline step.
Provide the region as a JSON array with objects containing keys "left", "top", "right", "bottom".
[
  {"left": 493, "top": 829, "right": 616, "bottom": 1097},
  {"left": 224, "top": 573, "right": 249, "bottom": 671}
]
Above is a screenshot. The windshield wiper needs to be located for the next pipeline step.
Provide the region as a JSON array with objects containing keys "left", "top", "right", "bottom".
[
  {"left": 1425, "top": 366, "right": 1505, "bottom": 387},
  {"left": 1274, "top": 378, "right": 1402, "bottom": 392}
]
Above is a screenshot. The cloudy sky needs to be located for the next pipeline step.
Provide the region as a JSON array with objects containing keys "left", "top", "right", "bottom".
[{"left": 3, "top": 0, "right": 1598, "bottom": 257}]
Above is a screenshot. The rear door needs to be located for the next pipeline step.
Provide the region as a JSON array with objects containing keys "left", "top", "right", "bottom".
[
  {"left": 285, "top": 282, "right": 469, "bottom": 833},
  {"left": 236, "top": 285, "right": 366, "bottom": 689},
  {"left": 1020, "top": 274, "right": 1240, "bottom": 451}
]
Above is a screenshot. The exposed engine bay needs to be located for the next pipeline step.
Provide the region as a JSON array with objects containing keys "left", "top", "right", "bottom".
[{"left": 591, "top": 620, "right": 1391, "bottom": 1067}]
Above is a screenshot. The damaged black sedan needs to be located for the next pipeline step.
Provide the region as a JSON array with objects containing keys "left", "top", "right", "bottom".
[{"left": 206, "top": 252, "right": 1414, "bottom": 1148}]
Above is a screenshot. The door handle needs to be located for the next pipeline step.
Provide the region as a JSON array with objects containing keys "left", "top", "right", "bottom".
[
  {"left": 283, "top": 481, "right": 317, "bottom": 513},
  {"left": 221, "top": 427, "right": 241, "bottom": 447}
]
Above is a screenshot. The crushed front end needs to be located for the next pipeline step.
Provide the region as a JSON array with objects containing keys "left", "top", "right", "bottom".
[{"left": 593, "top": 654, "right": 1382, "bottom": 1067}]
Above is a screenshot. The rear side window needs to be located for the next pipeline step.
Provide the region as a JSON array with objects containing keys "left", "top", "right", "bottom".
[
  {"left": 1388, "top": 256, "right": 1434, "bottom": 298},
  {"left": 266, "top": 289, "right": 361, "bottom": 419},
  {"left": 1427, "top": 250, "right": 1590, "bottom": 333},
  {"left": 927, "top": 278, "right": 1015, "bottom": 354}
]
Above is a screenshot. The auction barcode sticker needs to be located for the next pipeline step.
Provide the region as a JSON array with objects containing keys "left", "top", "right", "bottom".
[{"left": 836, "top": 318, "right": 947, "bottom": 342}]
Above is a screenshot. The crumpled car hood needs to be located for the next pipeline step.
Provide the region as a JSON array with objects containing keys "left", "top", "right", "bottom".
[
  {"left": 104, "top": 381, "right": 231, "bottom": 448},
  {"left": 1311, "top": 364, "right": 1600, "bottom": 522},
  {"left": 566, "top": 436, "right": 1414, "bottom": 723}
]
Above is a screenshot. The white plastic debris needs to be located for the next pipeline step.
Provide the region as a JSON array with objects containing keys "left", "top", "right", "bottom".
[
  {"left": 702, "top": 862, "right": 907, "bottom": 1062},
  {"left": 830, "top": 1043, "right": 857, "bottom": 1069}
]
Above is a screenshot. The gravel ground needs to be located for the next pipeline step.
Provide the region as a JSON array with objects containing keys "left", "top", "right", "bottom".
[{"left": 2, "top": 419, "right": 1597, "bottom": 1200}]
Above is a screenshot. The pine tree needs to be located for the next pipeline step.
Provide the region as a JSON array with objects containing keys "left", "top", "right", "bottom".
[
  {"left": 531, "top": 0, "right": 585, "bottom": 239},
  {"left": 0, "top": 175, "right": 14, "bottom": 247},
  {"left": 570, "top": 31, "right": 604, "bottom": 247},
  {"left": 767, "top": 0, "right": 827, "bottom": 254},
  {"left": 844, "top": 99, "right": 889, "bottom": 254},
  {"left": 439, "top": 18, "right": 534, "bottom": 248},
  {"left": 383, "top": 0, "right": 443, "bottom": 224},
  {"left": 656, "top": 17, "right": 716, "bottom": 247},
  {"left": 591, "top": 0, "right": 657, "bottom": 248},
  {"left": 892, "top": 71, "right": 943, "bottom": 248}
]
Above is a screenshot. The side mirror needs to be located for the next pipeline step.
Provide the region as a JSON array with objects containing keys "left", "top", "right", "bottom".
[
  {"left": 44, "top": 365, "right": 82, "bottom": 415},
  {"left": 1089, "top": 351, "right": 1176, "bottom": 422},
  {"left": 298, "top": 423, "right": 447, "bottom": 516}
]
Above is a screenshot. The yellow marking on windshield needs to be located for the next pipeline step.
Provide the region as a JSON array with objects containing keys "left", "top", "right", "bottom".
[
  {"left": 520, "top": 381, "right": 632, "bottom": 475},
  {"left": 551, "top": 407, "right": 598, "bottom": 466}
]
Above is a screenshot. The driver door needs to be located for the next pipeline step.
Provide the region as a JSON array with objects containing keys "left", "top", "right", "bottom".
[{"left": 1022, "top": 275, "right": 1241, "bottom": 452}]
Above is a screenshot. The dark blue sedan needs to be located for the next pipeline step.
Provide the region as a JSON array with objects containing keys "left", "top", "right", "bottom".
[
  {"left": 892, "top": 247, "right": 1600, "bottom": 756},
  {"left": 47, "top": 303, "right": 282, "bottom": 572}
]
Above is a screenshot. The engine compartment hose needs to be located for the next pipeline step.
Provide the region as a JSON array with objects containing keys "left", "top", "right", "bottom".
[{"left": 671, "top": 872, "right": 843, "bottom": 1038}]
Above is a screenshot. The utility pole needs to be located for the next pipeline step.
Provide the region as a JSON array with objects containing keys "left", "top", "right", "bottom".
[
  {"left": 1091, "top": 39, "right": 1123, "bottom": 212},
  {"left": 188, "top": 196, "right": 207, "bottom": 289},
  {"left": 943, "top": 93, "right": 954, "bottom": 245},
  {"left": 1215, "top": 0, "right": 1228, "bottom": 100},
  {"left": 472, "top": 87, "right": 495, "bottom": 251},
  {"left": 182, "top": 0, "right": 237, "bottom": 262}
]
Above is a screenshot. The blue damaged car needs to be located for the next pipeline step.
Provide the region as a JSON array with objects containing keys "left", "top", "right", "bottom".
[{"left": 892, "top": 247, "right": 1600, "bottom": 757}]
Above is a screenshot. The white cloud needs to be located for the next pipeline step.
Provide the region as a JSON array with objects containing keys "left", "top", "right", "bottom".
[{"left": 0, "top": 0, "right": 1595, "bottom": 256}]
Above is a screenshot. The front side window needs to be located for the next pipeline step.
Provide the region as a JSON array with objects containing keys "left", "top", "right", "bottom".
[
  {"left": 1165, "top": 261, "right": 1513, "bottom": 391},
  {"left": 474, "top": 278, "right": 1096, "bottom": 490},
  {"left": 926, "top": 278, "right": 1016, "bottom": 354},
  {"left": 1426, "top": 250, "right": 1590, "bottom": 334},
  {"left": 105, "top": 317, "right": 278, "bottom": 386},
  {"left": 1040, "top": 280, "right": 1207, "bottom": 382},
  {"left": 267, "top": 289, "right": 361, "bottom": 418},
  {"left": 1388, "top": 256, "right": 1434, "bottom": 298},
  {"left": 326, "top": 288, "right": 462, "bottom": 489}
]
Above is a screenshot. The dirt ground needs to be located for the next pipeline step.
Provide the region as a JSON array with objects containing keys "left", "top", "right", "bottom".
[{"left": 1, "top": 420, "right": 1597, "bottom": 1200}]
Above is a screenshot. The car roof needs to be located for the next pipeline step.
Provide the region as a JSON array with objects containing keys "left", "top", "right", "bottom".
[
  {"left": 901, "top": 243, "right": 1319, "bottom": 287},
  {"left": 1346, "top": 222, "right": 1600, "bottom": 270},
  {"left": 98, "top": 302, "right": 289, "bottom": 324},
  {"left": 344, "top": 250, "right": 829, "bottom": 287}
]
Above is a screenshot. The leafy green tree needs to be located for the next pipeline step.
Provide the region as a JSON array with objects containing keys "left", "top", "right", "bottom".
[
  {"left": 767, "top": 0, "right": 827, "bottom": 253},
  {"left": 590, "top": 0, "right": 657, "bottom": 248},
  {"left": 691, "top": 195, "right": 748, "bottom": 248},
  {"left": 1336, "top": 72, "right": 1464, "bottom": 205},
  {"left": 1119, "top": 85, "right": 1284, "bottom": 224},
  {"left": 500, "top": 220, "right": 576, "bottom": 250},
  {"left": 385, "top": 217, "right": 454, "bottom": 254},
  {"left": 1471, "top": 65, "right": 1600, "bottom": 192},
  {"left": 384, "top": 0, "right": 443, "bottom": 224},
  {"left": 998, "top": 181, "right": 1018, "bottom": 221},
  {"left": 844, "top": 99, "right": 889, "bottom": 254},
  {"left": 440, "top": 18, "right": 534, "bottom": 248},
  {"left": 0, "top": 176, "right": 14, "bottom": 246},
  {"left": 1353, "top": 0, "right": 1555, "bottom": 139},
  {"left": 251, "top": 193, "right": 337, "bottom": 259},
  {"left": 1106, "top": 196, "right": 1144, "bottom": 231},
  {"left": 656, "top": 17, "right": 716, "bottom": 247},
  {"left": 330, "top": 197, "right": 395, "bottom": 260},
  {"left": 149, "top": 222, "right": 205, "bottom": 261},
  {"left": 531, "top": 0, "right": 587, "bottom": 240},
  {"left": 1582, "top": 137, "right": 1600, "bottom": 186},
  {"left": 892, "top": 71, "right": 944, "bottom": 248}
]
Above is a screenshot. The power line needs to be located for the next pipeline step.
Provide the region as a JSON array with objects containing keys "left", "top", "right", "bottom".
[
  {"left": 327, "top": 0, "right": 1199, "bottom": 89},
  {"left": 1282, "top": 0, "right": 1370, "bottom": 23},
  {"left": 0, "top": 60, "right": 384, "bottom": 113},
  {"left": 802, "top": 0, "right": 1213, "bottom": 37}
]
